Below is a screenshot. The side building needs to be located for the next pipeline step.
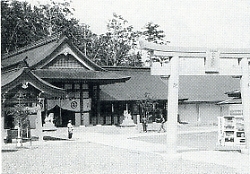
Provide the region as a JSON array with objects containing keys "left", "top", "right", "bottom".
[{"left": 100, "top": 66, "right": 241, "bottom": 126}]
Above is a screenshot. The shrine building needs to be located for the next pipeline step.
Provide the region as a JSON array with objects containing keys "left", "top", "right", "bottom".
[
  {"left": 1, "top": 34, "right": 130, "bottom": 129},
  {"left": 99, "top": 66, "right": 241, "bottom": 126}
]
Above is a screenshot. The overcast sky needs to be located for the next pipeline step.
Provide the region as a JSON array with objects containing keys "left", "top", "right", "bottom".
[{"left": 30, "top": 0, "right": 250, "bottom": 49}]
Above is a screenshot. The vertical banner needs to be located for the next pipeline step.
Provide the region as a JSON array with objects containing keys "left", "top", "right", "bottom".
[{"left": 205, "top": 50, "right": 220, "bottom": 73}]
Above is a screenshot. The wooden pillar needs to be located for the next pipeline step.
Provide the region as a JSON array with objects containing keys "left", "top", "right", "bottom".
[
  {"left": 1, "top": 109, "right": 5, "bottom": 144},
  {"left": 44, "top": 98, "right": 48, "bottom": 118},
  {"left": 96, "top": 85, "right": 101, "bottom": 125},
  {"left": 80, "top": 83, "right": 84, "bottom": 125},
  {"left": 43, "top": 98, "right": 48, "bottom": 127},
  {"left": 111, "top": 103, "right": 114, "bottom": 124},
  {"left": 1, "top": 94, "right": 6, "bottom": 144},
  {"left": 59, "top": 97, "right": 62, "bottom": 126},
  {"left": 166, "top": 55, "right": 180, "bottom": 154},
  {"left": 240, "top": 57, "right": 250, "bottom": 171}
]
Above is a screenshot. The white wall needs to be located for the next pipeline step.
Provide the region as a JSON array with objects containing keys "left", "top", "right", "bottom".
[
  {"left": 178, "top": 104, "right": 198, "bottom": 123},
  {"left": 199, "top": 103, "right": 221, "bottom": 125},
  {"left": 179, "top": 103, "right": 222, "bottom": 125}
]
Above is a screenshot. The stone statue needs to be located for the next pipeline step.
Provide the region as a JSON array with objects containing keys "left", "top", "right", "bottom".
[
  {"left": 43, "top": 113, "right": 56, "bottom": 131},
  {"left": 120, "top": 110, "right": 135, "bottom": 127}
]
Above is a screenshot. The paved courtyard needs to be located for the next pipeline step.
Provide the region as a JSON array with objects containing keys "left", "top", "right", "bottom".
[{"left": 2, "top": 124, "right": 249, "bottom": 174}]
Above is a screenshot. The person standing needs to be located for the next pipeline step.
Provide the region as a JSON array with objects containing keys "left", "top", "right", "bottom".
[
  {"left": 158, "top": 115, "right": 166, "bottom": 133},
  {"left": 142, "top": 117, "right": 147, "bottom": 133},
  {"left": 67, "top": 120, "right": 73, "bottom": 139}
]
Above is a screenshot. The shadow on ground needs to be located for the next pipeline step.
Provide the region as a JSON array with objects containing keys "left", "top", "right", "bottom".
[{"left": 43, "top": 136, "right": 68, "bottom": 141}]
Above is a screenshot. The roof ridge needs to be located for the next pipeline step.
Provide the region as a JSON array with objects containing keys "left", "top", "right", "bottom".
[{"left": 2, "top": 32, "right": 64, "bottom": 59}]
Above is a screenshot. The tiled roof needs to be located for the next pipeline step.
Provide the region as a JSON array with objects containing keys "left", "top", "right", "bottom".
[
  {"left": 1, "top": 34, "right": 61, "bottom": 68},
  {"left": 1, "top": 69, "right": 24, "bottom": 87},
  {"left": 100, "top": 67, "right": 241, "bottom": 102},
  {"left": 1, "top": 34, "right": 105, "bottom": 71},
  {"left": 179, "top": 75, "right": 240, "bottom": 102},
  {"left": 1, "top": 68, "right": 66, "bottom": 96},
  {"left": 33, "top": 69, "right": 130, "bottom": 84},
  {"left": 100, "top": 68, "right": 186, "bottom": 101}
]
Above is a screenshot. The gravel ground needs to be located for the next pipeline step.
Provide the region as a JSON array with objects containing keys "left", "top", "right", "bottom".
[
  {"left": 131, "top": 132, "right": 218, "bottom": 151},
  {"left": 2, "top": 141, "right": 241, "bottom": 174},
  {"left": 2, "top": 125, "right": 249, "bottom": 174}
]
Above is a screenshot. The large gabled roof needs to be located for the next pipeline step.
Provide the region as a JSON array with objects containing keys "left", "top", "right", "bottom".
[
  {"left": 1, "top": 34, "right": 105, "bottom": 71},
  {"left": 100, "top": 67, "right": 241, "bottom": 102},
  {"left": 1, "top": 34, "right": 131, "bottom": 89}
]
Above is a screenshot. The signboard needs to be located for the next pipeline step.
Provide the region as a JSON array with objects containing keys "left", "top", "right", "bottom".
[{"left": 205, "top": 50, "right": 220, "bottom": 73}]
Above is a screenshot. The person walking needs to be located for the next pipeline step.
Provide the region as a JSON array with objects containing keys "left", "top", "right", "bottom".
[
  {"left": 67, "top": 120, "right": 73, "bottom": 139},
  {"left": 158, "top": 115, "right": 166, "bottom": 133}
]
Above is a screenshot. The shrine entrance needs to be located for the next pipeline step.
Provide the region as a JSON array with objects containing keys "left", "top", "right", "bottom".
[{"left": 140, "top": 41, "right": 250, "bottom": 167}]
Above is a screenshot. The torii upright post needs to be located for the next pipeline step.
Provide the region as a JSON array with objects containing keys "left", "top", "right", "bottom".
[
  {"left": 36, "top": 104, "right": 43, "bottom": 142},
  {"left": 166, "top": 55, "right": 180, "bottom": 154},
  {"left": 240, "top": 57, "right": 250, "bottom": 172}
]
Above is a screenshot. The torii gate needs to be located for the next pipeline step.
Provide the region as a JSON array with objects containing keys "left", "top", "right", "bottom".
[{"left": 140, "top": 41, "right": 250, "bottom": 164}]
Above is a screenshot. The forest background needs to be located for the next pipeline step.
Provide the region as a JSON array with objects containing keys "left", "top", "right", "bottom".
[{"left": 1, "top": 0, "right": 169, "bottom": 67}]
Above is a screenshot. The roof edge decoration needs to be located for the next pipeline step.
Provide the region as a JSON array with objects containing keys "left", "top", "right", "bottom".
[{"left": 1, "top": 68, "right": 66, "bottom": 97}]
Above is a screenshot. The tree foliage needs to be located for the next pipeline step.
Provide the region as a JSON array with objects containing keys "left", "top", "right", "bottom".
[
  {"left": 137, "top": 92, "right": 158, "bottom": 121},
  {"left": 141, "top": 22, "right": 167, "bottom": 44},
  {"left": 99, "top": 13, "right": 141, "bottom": 66},
  {"left": 1, "top": 1, "right": 168, "bottom": 67},
  {"left": 1, "top": 0, "right": 78, "bottom": 53},
  {"left": 1, "top": 0, "right": 45, "bottom": 52},
  {"left": 140, "top": 22, "right": 169, "bottom": 65}
]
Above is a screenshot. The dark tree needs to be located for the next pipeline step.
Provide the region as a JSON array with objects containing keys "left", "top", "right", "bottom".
[{"left": 141, "top": 22, "right": 169, "bottom": 44}]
